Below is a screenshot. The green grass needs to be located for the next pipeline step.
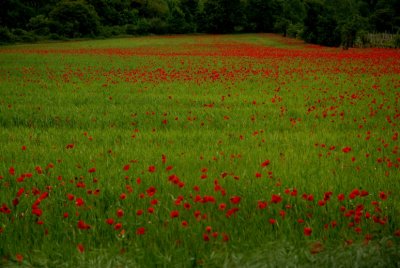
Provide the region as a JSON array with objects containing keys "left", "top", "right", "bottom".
[{"left": 0, "top": 34, "right": 399, "bottom": 267}]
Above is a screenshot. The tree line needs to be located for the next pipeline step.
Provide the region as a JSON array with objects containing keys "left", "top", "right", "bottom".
[{"left": 1, "top": 0, "right": 399, "bottom": 47}]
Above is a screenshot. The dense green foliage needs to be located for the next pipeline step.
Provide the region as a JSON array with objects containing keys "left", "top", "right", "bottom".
[{"left": 0, "top": 1, "right": 399, "bottom": 47}]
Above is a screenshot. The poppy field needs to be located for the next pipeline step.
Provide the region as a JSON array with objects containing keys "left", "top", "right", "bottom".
[{"left": 0, "top": 34, "right": 400, "bottom": 267}]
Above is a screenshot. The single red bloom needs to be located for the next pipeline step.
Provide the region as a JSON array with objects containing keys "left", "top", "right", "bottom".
[
  {"left": 255, "top": 172, "right": 262, "bottom": 178},
  {"left": 205, "top": 226, "right": 212, "bottom": 233},
  {"left": 230, "top": 196, "right": 241, "bottom": 204},
  {"left": 269, "top": 218, "right": 276, "bottom": 225},
  {"left": 222, "top": 233, "right": 229, "bottom": 242},
  {"left": 279, "top": 210, "right": 286, "bottom": 218},
  {"left": 148, "top": 207, "right": 155, "bottom": 214},
  {"left": 225, "top": 207, "right": 239, "bottom": 218},
  {"left": 150, "top": 199, "right": 159, "bottom": 205},
  {"left": 77, "top": 243, "right": 84, "bottom": 253},
  {"left": 114, "top": 223, "right": 122, "bottom": 230},
  {"left": 75, "top": 198, "right": 84, "bottom": 207},
  {"left": 88, "top": 167, "right": 96, "bottom": 173},
  {"left": 162, "top": 154, "right": 167, "bottom": 164},
  {"left": 116, "top": 209, "right": 124, "bottom": 218},
  {"left": 120, "top": 193, "right": 127, "bottom": 200},
  {"left": 304, "top": 227, "right": 312, "bottom": 236},
  {"left": 337, "top": 193, "right": 345, "bottom": 201},
  {"left": 218, "top": 203, "right": 226, "bottom": 210},
  {"left": 12, "top": 198, "right": 19, "bottom": 207},
  {"left": 16, "top": 187, "right": 25, "bottom": 197},
  {"left": 21, "top": 145, "right": 27, "bottom": 151},
  {"left": 146, "top": 186, "right": 156, "bottom": 197},
  {"left": 271, "top": 194, "right": 282, "bottom": 204},
  {"left": 261, "top": 159, "right": 270, "bottom": 167},
  {"left": 342, "top": 147, "right": 352, "bottom": 153},
  {"left": 203, "top": 233, "right": 210, "bottom": 242},
  {"left": 77, "top": 220, "right": 90, "bottom": 230},
  {"left": 136, "top": 210, "right": 143, "bottom": 216},
  {"left": 166, "top": 165, "right": 173, "bottom": 171},
  {"left": 181, "top": 221, "right": 188, "bottom": 227},
  {"left": 9, "top": 166, "right": 15, "bottom": 176},
  {"left": 32, "top": 208, "right": 42, "bottom": 217},
  {"left": 394, "top": 230, "right": 400, "bottom": 237},
  {"left": 16, "top": 254, "right": 23, "bottom": 262},
  {"left": 379, "top": 191, "right": 388, "bottom": 200},
  {"left": 148, "top": 165, "right": 156, "bottom": 173},
  {"left": 123, "top": 164, "right": 130, "bottom": 171},
  {"left": 257, "top": 200, "right": 268, "bottom": 209},
  {"left": 66, "top": 144, "right": 74, "bottom": 149},
  {"left": 136, "top": 227, "right": 146, "bottom": 235},
  {"left": 63, "top": 212, "right": 69, "bottom": 218},
  {"left": 170, "top": 210, "right": 179, "bottom": 218}
]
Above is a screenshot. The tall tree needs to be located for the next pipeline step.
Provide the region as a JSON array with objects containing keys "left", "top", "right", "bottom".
[
  {"left": 49, "top": 0, "right": 100, "bottom": 38},
  {"left": 202, "top": 0, "right": 243, "bottom": 33}
]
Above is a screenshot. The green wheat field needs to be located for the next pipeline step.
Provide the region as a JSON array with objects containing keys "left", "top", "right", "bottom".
[{"left": 0, "top": 34, "right": 399, "bottom": 267}]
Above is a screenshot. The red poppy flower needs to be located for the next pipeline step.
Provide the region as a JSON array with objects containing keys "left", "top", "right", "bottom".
[
  {"left": 269, "top": 218, "right": 276, "bottom": 225},
  {"left": 77, "top": 244, "right": 84, "bottom": 253},
  {"left": 66, "top": 144, "right": 74, "bottom": 149},
  {"left": 77, "top": 220, "right": 90, "bottom": 230},
  {"left": 114, "top": 223, "right": 122, "bottom": 230},
  {"left": 261, "top": 159, "right": 270, "bottom": 167},
  {"left": 379, "top": 191, "right": 388, "bottom": 200},
  {"left": 203, "top": 233, "right": 210, "bottom": 241},
  {"left": 170, "top": 210, "right": 179, "bottom": 218},
  {"left": 123, "top": 164, "right": 130, "bottom": 171},
  {"left": 337, "top": 193, "right": 345, "bottom": 201},
  {"left": 342, "top": 147, "right": 352, "bottom": 153},
  {"left": 32, "top": 208, "right": 42, "bottom": 217},
  {"left": 304, "top": 227, "right": 312, "bottom": 236},
  {"left": 146, "top": 186, "right": 156, "bottom": 197},
  {"left": 257, "top": 201, "right": 268, "bottom": 209},
  {"left": 88, "top": 167, "right": 96, "bottom": 173},
  {"left": 75, "top": 198, "right": 84, "bottom": 207},
  {"left": 271, "top": 194, "right": 282, "bottom": 204},
  {"left": 136, "top": 227, "right": 146, "bottom": 235},
  {"left": 105, "top": 218, "right": 114, "bottom": 225},
  {"left": 16, "top": 254, "right": 23, "bottom": 262},
  {"left": 116, "top": 209, "right": 124, "bottom": 218},
  {"left": 9, "top": 166, "right": 15, "bottom": 176},
  {"left": 230, "top": 196, "right": 241, "bottom": 204},
  {"left": 148, "top": 166, "right": 156, "bottom": 173}
]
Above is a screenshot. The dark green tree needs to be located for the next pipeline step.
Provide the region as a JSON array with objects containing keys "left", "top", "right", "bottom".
[
  {"left": 246, "top": 0, "right": 276, "bottom": 32},
  {"left": 49, "top": 0, "right": 100, "bottom": 38},
  {"left": 202, "top": 0, "right": 244, "bottom": 33}
]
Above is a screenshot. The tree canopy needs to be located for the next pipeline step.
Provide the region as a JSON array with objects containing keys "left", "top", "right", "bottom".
[{"left": 0, "top": 0, "right": 399, "bottom": 47}]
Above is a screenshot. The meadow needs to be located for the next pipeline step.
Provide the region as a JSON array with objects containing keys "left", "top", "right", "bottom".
[{"left": 0, "top": 34, "right": 399, "bottom": 267}]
